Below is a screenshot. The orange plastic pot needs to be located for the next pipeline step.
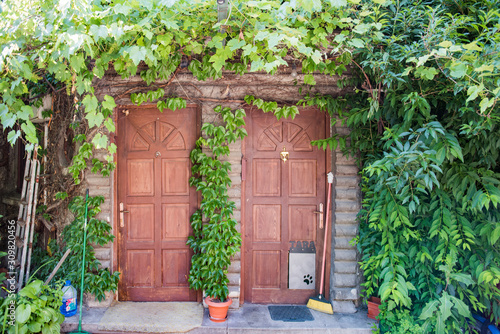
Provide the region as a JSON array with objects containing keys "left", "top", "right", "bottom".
[
  {"left": 367, "top": 296, "right": 381, "bottom": 320},
  {"left": 205, "top": 297, "right": 233, "bottom": 322}
]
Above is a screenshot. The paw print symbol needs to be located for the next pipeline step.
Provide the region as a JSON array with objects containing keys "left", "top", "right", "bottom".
[{"left": 303, "top": 274, "right": 313, "bottom": 285}]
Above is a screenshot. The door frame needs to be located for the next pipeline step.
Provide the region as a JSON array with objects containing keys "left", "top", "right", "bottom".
[
  {"left": 112, "top": 103, "right": 202, "bottom": 302},
  {"left": 241, "top": 106, "right": 332, "bottom": 304}
]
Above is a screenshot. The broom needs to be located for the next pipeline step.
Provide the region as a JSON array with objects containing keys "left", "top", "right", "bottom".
[
  {"left": 69, "top": 189, "right": 91, "bottom": 334},
  {"left": 307, "top": 172, "right": 334, "bottom": 314}
]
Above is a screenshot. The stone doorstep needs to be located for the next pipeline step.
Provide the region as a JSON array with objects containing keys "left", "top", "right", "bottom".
[{"left": 61, "top": 303, "right": 375, "bottom": 334}]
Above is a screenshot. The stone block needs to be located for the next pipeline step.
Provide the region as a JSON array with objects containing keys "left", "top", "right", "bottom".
[
  {"left": 335, "top": 212, "right": 358, "bottom": 224},
  {"left": 84, "top": 291, "right": 115, "bottom": 308},
  {"left": 334, "top": 249, "right": 358, "bottom": 262},
  {"left": 94, "top": 248, "right": 111, "bottom": 261},
  {"left": 87, "top": 175, "right": 111, "bottom": 187},
  {"left": 336, "top": 188, "right": 358, "bottom": 200},
  {"left": 98, "top": 260, "right": 110, "bottom": 269},
  {"left": 335, "top": 200, "right": 360, "bottom": 212},
  {"left": 333, "top": 287, "right": 359, "bottom": 300},
  {"left": 334, "top": 261, "right": 358, "bottom": 274},
  {"left": 336, "top": 165, "right": 359, "bottom": 175},
  {"left": 334, "top": 273, "right": 358, "bottom": 287},
  {"left": 332, "top": 300, "right": 358, "bottom": 313},
  {"left": 334, "top": 237, "right": 357, "bottom": 249},
  {"left": 335, "top": 176, "right": 360, "bottom": 188},
  {"left": 228, "top": 260, "right": 241, "bottom": 273},
  {"left": 227, "top": 273, "right": 241, "bottom": 286},
  {"left": 335, "top": 224, "right": 358, "bottom": 237}
]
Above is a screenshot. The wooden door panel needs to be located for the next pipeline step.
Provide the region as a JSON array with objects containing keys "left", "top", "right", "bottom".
[
  {"left": 117, "top": 105, "right": 199, "bottom": 302},
  {"left": 245, "top": 108, "right": 326, "bottom": 304},
  {"left": 127, "top": 250, "right": 154, "bottom": 287},
  {"left": 128, "top": 204, "right": 154, "bottom": 241},
  {"left": 253, "top": 205, "right": 281, "bottom": 242},
  {"left": 288, "top": 205, "right": 317, "bottom": 242},
  {"left": 253, "top": 159, "right": 281, "bottom": 197},
  {"left": 162, "top": 250, "right": 190, "bottom": 286},
  {"left": 289, "top": 160, "right": 317, "bottom": 197},
  {"left": 127, "top": 160, "right": 154, "bottom": 196},
  {"left": 162, "top": 204, "right": 190, "bottom": 240},
  {"left": 161, "top": 159, "right": 190, "bottom": 195},
  {"left": 253, "top": 251, "right": 281, "bottom": 288}
]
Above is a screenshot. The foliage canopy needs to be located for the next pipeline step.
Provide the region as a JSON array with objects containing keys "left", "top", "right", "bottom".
[{"left": 1, "top": 0, "right": 499, "bottom": 332}]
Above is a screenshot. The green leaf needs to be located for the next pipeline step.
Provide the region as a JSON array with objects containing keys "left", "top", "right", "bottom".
[
  {"left": 104, "top": 117, "right": 115, "bottom": 133},
  {"left": 491, "top": 225, "right": 500, "bottom": 245},
  {"left": 27, "top": 321, "right": 42, "bottom": 333},
  {"left": 83, "top": 94, "right": 98, "bottom": 113},
  {"left": 439, "top": 292, "right": 452, "bottom": 321},
  {"left": 102, "top": 95, "right": 116, "bottom": 111},
  {"left": 449, "top": 273, "right": 474, "bottom": 286},
  {"left": 21, "top": 121, "right": 38, "bottom": 144},
  {"left": 438, "top": 41, "right": 453, "bottom": 48},
  {"left": 348, "top": 38, "right": 364, "bottom": 48},
  {"left": 450, "top": 296, "right": 472, "bottom": 318},
  {"left": 7, "top": 130, "right": 21, "bottom": 144},
  {"left": 16, "top": 304, "right": 31, "bottom": 324},
  {"left": 463, "top": 42, "right": 482, "bottom": 51},
  {"left": 419, "top": 299, "right": 438, "bottom": 319},
  {"left": 449, "top": 62, "right": 467, "bottom": 78},
  {"left": 304, "top": 74, "right": 316, "bottom": 85},
  {"left": 92, "top": 133, "right": 108, "bottom": 149},
  {"left": 19, "top": 105, "right": 33, "bottom": 121},
  {"left": 127, "top": 46, "right": 147, "bottom": 66},
  {"left": 227, "top": 39, "right": 246, "bottom": 51},
  {"left": 329, "top": 0, "right": 347, "bottom": 7}
]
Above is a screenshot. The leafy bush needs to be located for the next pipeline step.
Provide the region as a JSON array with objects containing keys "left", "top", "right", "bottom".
[
  {"left": 32, "top": 195, "right": 120, "bottom": 302},
  {"left": 0, "top": 280, "right": 64, "bottom": 334}
]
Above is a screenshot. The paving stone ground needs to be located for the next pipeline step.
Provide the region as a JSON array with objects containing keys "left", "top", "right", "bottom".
[{"left": 62, "top": 302, "right": 375, "bottom": 334}]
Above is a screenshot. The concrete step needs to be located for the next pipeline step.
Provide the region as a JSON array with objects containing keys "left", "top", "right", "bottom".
[{"left": 61, "top": 303, "right": 375, "bottom": 334}]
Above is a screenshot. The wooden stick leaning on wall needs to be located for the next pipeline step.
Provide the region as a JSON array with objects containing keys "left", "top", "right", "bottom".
[{"left": 44, "top": 248, "right": 72, "bottom": 285}]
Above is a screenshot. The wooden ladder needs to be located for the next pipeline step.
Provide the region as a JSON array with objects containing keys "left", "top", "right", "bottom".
[{"left": 15, "top": 145, "right": 40, "bottom": 290}]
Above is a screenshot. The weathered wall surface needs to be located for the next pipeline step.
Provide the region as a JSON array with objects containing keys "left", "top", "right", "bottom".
[
  {"left": 91, "top": 69, "right": 360, "bottom": 310},
  {"left": 330, "top": 122, "right": 362, "bottom": 313}
]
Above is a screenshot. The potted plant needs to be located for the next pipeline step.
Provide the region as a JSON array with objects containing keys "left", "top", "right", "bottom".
[
  {"left": 367, "top": 296, "right": 382, "bottom": 320},
  {"left": 187, "top": 106, "right": 247, "bottom": 322}
]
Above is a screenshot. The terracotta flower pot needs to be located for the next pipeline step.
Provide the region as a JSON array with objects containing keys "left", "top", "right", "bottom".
[
  {"left": 367, "top": 296, "right": 381, "bottom": 320},
  {"left": 205, "top": 296, "right": 233, "bottom": 322}
]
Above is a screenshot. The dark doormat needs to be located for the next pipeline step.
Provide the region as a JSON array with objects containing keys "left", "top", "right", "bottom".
[{"left": 268, "top": 306, "right": 315, "bottom": 322}]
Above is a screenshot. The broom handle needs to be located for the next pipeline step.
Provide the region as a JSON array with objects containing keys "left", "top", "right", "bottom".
[
  {"left": 78, "top": 189, "right": 89, "bottom": 332},
  {"left": 319, "top": 173, "right": 333, "bottom": 296}
]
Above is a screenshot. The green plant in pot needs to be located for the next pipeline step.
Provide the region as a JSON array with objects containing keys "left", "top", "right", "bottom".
[{"left": 187, "top": 106, "right": 247, "bottom": 322}]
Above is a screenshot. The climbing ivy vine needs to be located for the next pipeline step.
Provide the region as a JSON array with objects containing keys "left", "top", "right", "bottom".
[{"left": 187, "top": 105, "right": 247, "bottom": 302}]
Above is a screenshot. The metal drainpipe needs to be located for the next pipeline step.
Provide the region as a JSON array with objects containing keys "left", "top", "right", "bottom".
[{"left": 217, "top": 0, "right": 229, "bottom": 46}]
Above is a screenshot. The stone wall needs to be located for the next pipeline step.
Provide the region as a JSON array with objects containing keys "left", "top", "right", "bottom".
[{"left": 91, "top": 69, "right": 361, "bottom": 310}]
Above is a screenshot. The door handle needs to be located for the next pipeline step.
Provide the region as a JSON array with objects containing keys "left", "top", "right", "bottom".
[
  {"left": 313, "top": 203, "right": 324, "bottom": 229},
  {"left": 119, "top": 203, "right": 129, "bottom": 228}
]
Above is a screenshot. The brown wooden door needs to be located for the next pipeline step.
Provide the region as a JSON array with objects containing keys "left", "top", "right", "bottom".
[
  {"left": 117, "top": 105, "right": 199, "bottom": 301},
  {"left": 244, "top": 108, "right": 327, "bottom": 304}
]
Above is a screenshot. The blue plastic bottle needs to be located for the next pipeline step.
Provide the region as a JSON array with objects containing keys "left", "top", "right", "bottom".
[{"left": 60, "top": 280, "right": 77, "bottom": 317}]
